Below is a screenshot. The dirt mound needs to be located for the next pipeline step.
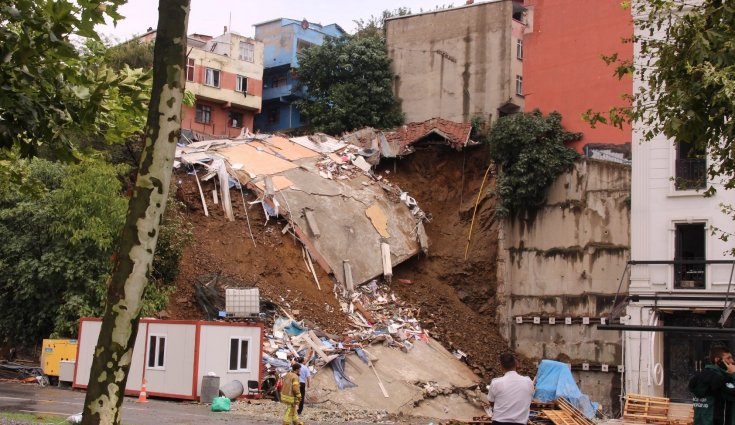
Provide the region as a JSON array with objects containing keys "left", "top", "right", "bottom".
[
  {"left": 374, "top": 145, "right": 513, "bottom": 380},
  {"left": 168, "top": 143, "right": 520, "bottom": 382},
  {"left": 167, "top": 174, "right": 350, "bottom": 335}
]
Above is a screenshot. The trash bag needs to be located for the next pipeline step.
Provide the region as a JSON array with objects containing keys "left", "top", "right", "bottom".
[{"left": 211, "top": 396, "right": 231, "bottom": 412}]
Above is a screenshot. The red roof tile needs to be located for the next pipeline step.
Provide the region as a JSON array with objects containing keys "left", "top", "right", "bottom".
[{"left": 384, "top": 118, "right": 472, "bottom": 154}]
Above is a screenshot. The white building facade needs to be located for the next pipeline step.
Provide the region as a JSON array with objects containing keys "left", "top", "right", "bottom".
[{"left": 625, "top": 8, "right": 735, "bottom": 401}]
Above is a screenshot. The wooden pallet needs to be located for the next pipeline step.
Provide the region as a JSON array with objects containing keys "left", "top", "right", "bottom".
[
  {"left": 543, "top": 410, "right": 579, "bottom": 425},
  {"left": 667, "top": 402, "right": 694, "bottom": 425},
  {"left": 557, "top": 397, "right": 596, "bottom": 425},
  {"left": 623, "top": 393, "right": 670, "bottom": 424}
]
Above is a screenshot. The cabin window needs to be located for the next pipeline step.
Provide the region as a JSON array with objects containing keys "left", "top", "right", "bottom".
[
  {"left": 147, "top": 335, "right": 166, "bottom": 369},
  {"left": 229, "top": 337, "right": 250, "bottom": 371}
]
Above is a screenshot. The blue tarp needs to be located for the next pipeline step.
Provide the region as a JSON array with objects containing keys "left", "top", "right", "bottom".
[
  {"left": 533, "top": 359, "right": 599, "bottom": 419},
  {"left": 330, "top": 355, "right": 357, "bottom": 389}
]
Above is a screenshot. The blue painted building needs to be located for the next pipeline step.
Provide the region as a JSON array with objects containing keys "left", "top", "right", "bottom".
[{"left": 253, "top": 18, "right": 345, "bottom": 133}]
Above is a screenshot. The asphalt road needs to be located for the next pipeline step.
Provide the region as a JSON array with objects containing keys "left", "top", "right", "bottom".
[{"left": 0, "top": 381, "right": 277, "bottom": 425}]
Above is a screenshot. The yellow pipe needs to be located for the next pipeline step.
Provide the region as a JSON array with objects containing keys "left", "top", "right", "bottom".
[{"left": 464, "top": 163, "right": 493, "bottom": 262}]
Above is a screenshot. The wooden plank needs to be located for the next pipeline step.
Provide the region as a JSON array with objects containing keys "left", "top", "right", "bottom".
[
  {"left": 192, "top": 171, "right": 209, "bottom": 217},
  {"left": 306, "top": 331, "right": 328, "bottom": 361},
  {"left": 368, "top": 360, "right": 389, "bottom": 398}
]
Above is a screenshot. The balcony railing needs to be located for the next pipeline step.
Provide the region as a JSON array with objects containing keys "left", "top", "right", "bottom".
[
  {"left": 675, "top": 158, "right": 706, "bottom": 190},
  {"left": 673, "top": 259, "right": 706, "bottom": 289}
]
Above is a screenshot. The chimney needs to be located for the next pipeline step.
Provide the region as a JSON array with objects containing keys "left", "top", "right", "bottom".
[
  {"left": 224, "top": 25, "right": 228, "bottom": 33},
  {"left": 466, "top": 0, "right": 474, "bottom": 4}
]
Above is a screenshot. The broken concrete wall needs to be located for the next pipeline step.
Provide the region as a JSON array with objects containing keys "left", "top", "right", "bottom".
[
  {"left": 385, "top": 1, "right": 522, "bottom": 124},
  {"left": 496, "top": 159, "right": 630, "bottom": 414}
]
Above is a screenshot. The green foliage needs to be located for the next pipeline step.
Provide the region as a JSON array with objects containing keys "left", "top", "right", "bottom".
[
  {"left": 353, "top": 7, "right": 412, "bottom": 38},
  {"left": 586, "top": 0, "right": 735, "bottom": 194},
  {"left": 295, "top": 34, "right": 404, "bottom": 135},
  {"left": 489, "top": 111, "right": 581, "bottom": 217},
  {"left": 0, "top": 159, "right": 190, "bottom": 344},
  {"left": 0, "top": 0, "right": 150, "bottom": 160},
  {"left": 105, "top": 38, "right": 154, "bottom": 71}
]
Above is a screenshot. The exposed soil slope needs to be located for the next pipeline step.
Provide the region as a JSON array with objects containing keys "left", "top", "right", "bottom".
[{"left": 168, "top": 143, "right": 513, "bottom": 381}]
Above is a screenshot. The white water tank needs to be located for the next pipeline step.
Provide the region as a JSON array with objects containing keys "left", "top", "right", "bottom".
[{"left": 225, "top": 288, "right": 260, "bottom": 317}]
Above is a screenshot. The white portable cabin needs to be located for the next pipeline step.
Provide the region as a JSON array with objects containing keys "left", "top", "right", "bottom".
[{"left": 73, "top": 318, "right": 263, "bottom": 400}]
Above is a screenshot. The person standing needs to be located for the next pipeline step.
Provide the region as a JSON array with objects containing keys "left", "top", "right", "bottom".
[
  {"left": 487, "top": 352, "right": 534, "bottom": 425},
  {"left": 689, "top": 346, "right": 735, "bottom": 425},
  {"left": 280, "top": 363, "right": 303, "bottom": 425},
  {"left": 295, "top": 357, "right": 311, "bottom": 415}
]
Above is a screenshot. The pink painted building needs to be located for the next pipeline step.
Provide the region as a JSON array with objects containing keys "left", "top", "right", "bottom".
[{"left": 182, "top": 31, "right": 264, "bottom": 138}]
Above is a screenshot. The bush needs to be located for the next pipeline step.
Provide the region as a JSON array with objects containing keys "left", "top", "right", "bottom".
[{"left": 489, "top": 111, "right": 581, "bottom": 217}]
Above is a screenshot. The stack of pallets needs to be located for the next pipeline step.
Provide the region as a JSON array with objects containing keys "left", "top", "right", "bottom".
[{"left": 622, "top": 394, "right": 693, "bottom": 425}]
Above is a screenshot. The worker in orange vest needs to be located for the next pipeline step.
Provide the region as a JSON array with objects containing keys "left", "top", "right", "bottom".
[{"left": 280, "top": 363, "right": 303, "bottom": 425}]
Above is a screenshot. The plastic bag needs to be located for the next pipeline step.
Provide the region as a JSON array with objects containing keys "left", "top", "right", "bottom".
[{"left": 211, "top": 396, "right": 231, "bottom": 412}]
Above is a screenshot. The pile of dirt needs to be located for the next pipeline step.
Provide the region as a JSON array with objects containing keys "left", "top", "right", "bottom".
[{"left": 168, "top": 142, "right": 521, "bottom": 383}]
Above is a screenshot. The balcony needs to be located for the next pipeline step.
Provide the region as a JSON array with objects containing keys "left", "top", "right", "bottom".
[
  {"left": 262, "top": 83, "right": 305, "bottom": 102},
  {"left": 675, "top": 158, "right": 706, "bottom": 190}
]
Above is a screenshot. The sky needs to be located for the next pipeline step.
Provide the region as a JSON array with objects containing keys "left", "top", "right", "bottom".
[{"left": 97, "top": 0, "right": 458, "bottom": 42}]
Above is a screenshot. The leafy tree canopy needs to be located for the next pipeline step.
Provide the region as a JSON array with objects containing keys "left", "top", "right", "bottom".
[
  {"left": 586, "top": 0, "right": 734, "bottom": 195},
  {"left": 0, "top": 158, "right": 190, "bottom": 345},
  {"left": 0, "top": 0, "right": 150, "bottom": 160},
  {"left": 295, "top": 34, "right": 404, "bottom": 135},
  {"left": 489, "top": 111, "right": 581, "bottom": 217}
]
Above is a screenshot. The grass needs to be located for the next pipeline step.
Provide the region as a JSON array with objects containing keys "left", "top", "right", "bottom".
[{"left": 0, "top": 411, "right": 68, "bottom": 424}]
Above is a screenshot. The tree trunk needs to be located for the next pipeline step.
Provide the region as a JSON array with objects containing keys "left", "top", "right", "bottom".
[{"left": 81, "top": 1, "right": 189, "bottom": 424}]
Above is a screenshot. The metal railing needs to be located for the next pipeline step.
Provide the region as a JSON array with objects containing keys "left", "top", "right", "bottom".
[{"left": 675, "top": 158, "right": 706, "bottom": 190}]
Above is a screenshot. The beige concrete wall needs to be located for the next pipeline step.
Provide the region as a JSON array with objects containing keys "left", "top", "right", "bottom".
[
  {"left": 496, "top": 159, "right": 631, "bottom": 413},
  {"left": 385, "top": 1, "right": 521, "bottom": 124}
]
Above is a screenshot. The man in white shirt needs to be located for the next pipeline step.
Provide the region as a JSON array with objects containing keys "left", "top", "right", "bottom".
[{"left": 487, "top": 353, "right": 535, "bottom": 425}]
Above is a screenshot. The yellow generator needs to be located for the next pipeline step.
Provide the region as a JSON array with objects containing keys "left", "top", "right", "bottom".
[{"left": 41, "top": 339, "right": 77, "bottom": 378}]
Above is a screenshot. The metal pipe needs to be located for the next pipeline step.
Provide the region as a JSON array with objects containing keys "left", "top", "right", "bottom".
[
  {"left": 598, "top": 324, "right": 735, "bottom": 334},
  {"left": 629, "top": 260, "right": 735, "bottom": 265}
]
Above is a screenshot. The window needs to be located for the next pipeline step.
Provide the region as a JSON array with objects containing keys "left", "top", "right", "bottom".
[
  {"left": 195, "top": 104, "right": 211, "bottom": 124},
  {"left": 236, "top": 75, "right": 248, "bottom": 93},
  {"left": 239, "top": 42, "right": 254, "bottom": 62},
  {"left": 147, "top": 335, "right": 166, "bottom": 369},
  {"left": 675, "top": 142, "right": 706, "bottom": 190},
  {"left": 229, "top": 337, "right": 250, "bottom": 371},
  {"left": 515, "top": 75, "right": 523, "bottom": 96},
  {"left": 674, "top": 223, "right": 706, "bottom": 289},
  {"left": 204, "top": 68, "right": 220, "bottom": 87},
  {"left": 267, "top": 107, "right": 280, "bottom": 125},
  {"left": 229, "top": 111, "right": 243, "bottom": 128},
  {"left": 186, "top": 58, "right": 195, "bottom": 82},
  {"left": 516, "top": 39, "right": 523, "bottom": 60},
  {"left": 296, "top": 39, "right": 316, "bottom": 53},
  {"left": 271, "top": 75, "right": 288, "bottom": 88}
]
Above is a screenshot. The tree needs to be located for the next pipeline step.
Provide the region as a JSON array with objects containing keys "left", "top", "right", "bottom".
[
  {"left": 80, "top": 1, "right": 190, "bottom": 423},
  {"left": 488, "top": 111, "right": 581, "bottom": 217},
  {"left": 0, "top": 0, "right": 149, "bottom": 160},
  {"left": 295, "top": 34, "right": 404, "bottom": 135},
  {"left": 585, "top": 0, "right": 734, "bottom": 195},
  {"left": 0, "top": 158, "right": 189, "bottom": 346}
]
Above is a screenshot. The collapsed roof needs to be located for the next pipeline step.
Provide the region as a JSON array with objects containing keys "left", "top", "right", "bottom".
[{"left": 175, "top": 118, "right": 475, "bottom": 288}]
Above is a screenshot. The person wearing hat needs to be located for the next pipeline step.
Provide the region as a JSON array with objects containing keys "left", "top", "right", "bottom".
[{"left": 280, "top": 363, "right": 303, "bottom": 425}]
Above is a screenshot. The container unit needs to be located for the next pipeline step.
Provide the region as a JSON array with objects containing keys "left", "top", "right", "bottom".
[{"left": 73, "top": 318, "right": 263, "bottom": 400}]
